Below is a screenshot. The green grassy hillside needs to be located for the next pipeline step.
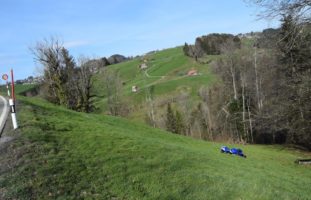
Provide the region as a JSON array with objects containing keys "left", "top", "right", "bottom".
[
  {"left": 1, "top": 94, "right": 310, "bottom": 199},
  {"left": 92, "top": 47, "right": 215, "bottom": 122}
]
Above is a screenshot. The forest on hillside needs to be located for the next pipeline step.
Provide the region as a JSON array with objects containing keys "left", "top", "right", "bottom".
[
  {"left": 147, "top": 1, "right": 310, "bottom": 150},
  {"left": 182, "top": 1, "right": 310, "bottom": 149}
]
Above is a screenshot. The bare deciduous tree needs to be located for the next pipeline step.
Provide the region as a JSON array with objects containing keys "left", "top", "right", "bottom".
[
  {"left": 247, "top": 0, "right": 311, "bottom": 22},
  {"left": 31, "top": 37, "right": 95, "bottom": 113},
  {"left": 103, "top": 70, "right": 129, "bottom": 116},
  {"left": 31, "top": 38, "right": 70, "bottom": 105},
  {"left": 76, "top": 57, "right": 95, "bottom": 113}
]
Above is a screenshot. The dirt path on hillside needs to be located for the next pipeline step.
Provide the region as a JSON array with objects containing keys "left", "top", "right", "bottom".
[
  {"left": 144, "top": 68, "right": 166, "bottom": 79},
  {"left": 143, "top": 64, "right": 192, "bottom": 87}
]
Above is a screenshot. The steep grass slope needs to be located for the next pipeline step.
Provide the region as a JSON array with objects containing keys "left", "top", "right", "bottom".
[{"left": 0, "top": 94, "right": 310, "bottom": 199}]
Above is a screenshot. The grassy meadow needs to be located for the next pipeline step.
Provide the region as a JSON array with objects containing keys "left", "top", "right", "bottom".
[
  {"left": 92, "top": 47, "right": 216, "bottom": 120},
  {"left": 0, "top": 91, "right": 310, "bottom": 199}
]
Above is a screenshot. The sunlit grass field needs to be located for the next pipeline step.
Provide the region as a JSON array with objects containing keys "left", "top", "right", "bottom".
[
  {"left": 92, "top": 47, "right": 216, "bottom": 116},
  {"left": 0, "top": 92, "right": 310, "bottom": 199}
]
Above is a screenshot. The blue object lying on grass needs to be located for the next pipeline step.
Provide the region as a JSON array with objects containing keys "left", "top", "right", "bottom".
[
  {"left": 220, "top": 146, "right": 231, "bottom": 153},
  {"left": 221, "top": 146, "right": 247, "bottom": 158}
]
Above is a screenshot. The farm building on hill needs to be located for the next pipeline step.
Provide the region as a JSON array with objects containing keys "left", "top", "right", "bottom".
[
  {"left": 139, "top": 63, "right": 148, "bottom": 70},
  {"left": 187, "top": 69, "right": 198, "bottom": 76},
  {"left": 132, "top": 86, "right": 138, "bottom": 93}
]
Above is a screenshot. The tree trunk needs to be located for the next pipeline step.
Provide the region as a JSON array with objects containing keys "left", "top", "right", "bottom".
[
  {"left": 259, "top": 76, "right": 264, "bottom": 109},
  {"left": 148, "top": 96, "right": 156, "bottom": 128},
  {"left": 254, "top": 46, "right": 262, "bottom": 110},
  {"left": 247, "top": 97, "right": 254, "bottom": 143},
  {"left": 241, "top": 74, "right": 247, "bottom": 141},
  {"left": 46, "top": 69, "right": 58, "bottom": 101},
  {"left": 206, "top": 104, "right": 214, "bottom": 141},
  {"left": 230, "top": 59, "right": 238, "bottom": 100}
]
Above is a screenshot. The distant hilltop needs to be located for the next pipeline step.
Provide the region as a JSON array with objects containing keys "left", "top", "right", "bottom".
[
  {"left": 183, "top": 28, "right": 280, "bottom": 59},
  {"left": 16, "top": 76, "right": 43, "bottom": 85}
]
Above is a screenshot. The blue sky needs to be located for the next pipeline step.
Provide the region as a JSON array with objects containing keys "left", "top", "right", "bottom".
[{"left": 0, "top": 0, "right": 279, "bottom": 81}]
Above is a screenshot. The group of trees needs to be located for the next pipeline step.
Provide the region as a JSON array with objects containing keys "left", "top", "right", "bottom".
[
  {"left": 172, "top": 0, "right": 310, "bottom": 149},
  {"left": 164, "top": 93, "right": 214, "bottom": 139},
  {"left": 165, "top": 103, "right": 185, "bottom": 134},
  {"left": 32, "top": 38, "right": 94, "bottom": 112},
  {"left": 32, "top": 38, "right": 131, "bottom": 115},
  {"left": 250, "top": 0, "right": 311, "bottom": 148},
  {"left": 183, "top": 34, "right": 241, "bottom": 59},
  {"left": 205, "top": 40, "right": 277, "bottom": 143},
  {"left": 102, "top": 70, "right": 130, "bottom": 117}
]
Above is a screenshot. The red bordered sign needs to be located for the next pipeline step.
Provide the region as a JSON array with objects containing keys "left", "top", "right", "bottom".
[{"left": 2, "top": 74, "right": 8, "bottom": 81}]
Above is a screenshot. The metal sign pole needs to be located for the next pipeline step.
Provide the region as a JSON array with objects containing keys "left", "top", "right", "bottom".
[{"left": 2, "top": 74, "right": 10, "bottom": 97}]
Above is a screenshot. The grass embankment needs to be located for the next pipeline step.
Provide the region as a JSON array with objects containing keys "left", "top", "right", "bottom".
[
  {"left": 0, "top": 84, "right": 37, "bottom": 97},
  {"left": 0, "top": 94, "right": 310, "bottom": 199}
]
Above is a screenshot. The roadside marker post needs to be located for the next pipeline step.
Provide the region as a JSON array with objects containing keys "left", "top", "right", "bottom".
[
  {"left": 9, "top": 98, "right": 18, "bottom": 129},
  {"left": 2, "top": 72, "right": 17, "bottom": 130},
  {"left": 10, "top": 69, "right": 18, "bottom": 129},
  {"left": 8, "top": 70, "right": 18, "bottom": 130},
  {"left": 2, "top": 69, "right": 18, "bottom": 130}
]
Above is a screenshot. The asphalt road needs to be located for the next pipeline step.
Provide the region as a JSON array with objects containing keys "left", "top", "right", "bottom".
[{"left": 0, "top": 95, "right": 9, "bottom": 136}]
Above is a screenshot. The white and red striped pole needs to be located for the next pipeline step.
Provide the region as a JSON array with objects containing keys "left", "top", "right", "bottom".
[{"left": 9, "top": 69, "right": 18, "bottom": 129}]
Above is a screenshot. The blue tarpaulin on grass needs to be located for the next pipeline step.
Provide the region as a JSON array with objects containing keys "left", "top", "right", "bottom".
[{"left": 221, "top": 146, "right": 246, "bottom": 158}]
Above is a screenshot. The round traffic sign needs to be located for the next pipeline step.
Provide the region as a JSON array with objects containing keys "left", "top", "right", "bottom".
[{"left": 2, "top": 74, "right": 8, "bottom": 81}]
